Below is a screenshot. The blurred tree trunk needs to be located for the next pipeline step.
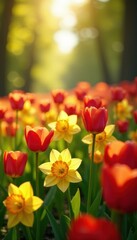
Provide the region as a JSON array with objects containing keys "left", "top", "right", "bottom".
[
  {"left": 0, "top": 0, "right": 14, "bottom": 96},
  {"left": 119, "top": 0, "right": 137, "bottom": 81},
  {"left": 90, "top": 0, "right": 113, "bottom": 84}
]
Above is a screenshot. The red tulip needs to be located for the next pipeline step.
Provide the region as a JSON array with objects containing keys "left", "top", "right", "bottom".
[
  {"left": 104, "top": 140, "right": 137, "bottom": 169},
  {"left": 133, "top": 110, "right": 137, "bottom": 124},
  {"left": 25, "top": 126, "right": 54, "bottom": 152},
  {"left": 4, "top": 151, "right": 27, "bottom": 178},
  {"left": 116, "top": 120, "right": 129, "bottom": 133},
  {"left": 39, "top": 99, "right": 51, "bottom": 113},
  {"left": 68, "top": 214, "right": 121, "bottom": 240},
  {"left": 8, "top": 91, "right": 26, "bottom": 110},
  {"left": 83, "top": 96, "right": 102, "bottom": 108},
  {"left": 0, "top": 106, "right": 7, "bottom": 119},
  {"left": 101, "top": 164, "right": 137, "bottom": 213},
  {"left": 110, "top": 86, "right": 126, "bottom": 102},
  {"left": 82, "top": 107, "right": 108, "bottom": 134},
  {"left": 51, "top": 89, "right": 66, "bottom": 104}
]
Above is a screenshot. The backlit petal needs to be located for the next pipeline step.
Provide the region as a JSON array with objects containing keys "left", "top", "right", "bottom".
[
  {"left": 67, "top": 171, "right": 82, "bottom": 182},
  {"left": 69, "top": 125, "right": 81, "bottom": 134},
  {"left": 50, "top": 149, "right": 60, "bottom": 163},
  {"left": 39, "top": 162, "right": 52, "bottom": 174},
  {"left": 48, "top": 122, "right": 56, "bottom": 130},
  {"left": 105, "top": 125, "right": 115, "bottom": 138},
  {"left": 58, "top": 111, "right": 68, "bottom": 120},
  {"left": 61, "top": 149, "right": 71, "bottom": 163},
  {"left": 82, "top": 134, "right": 93, "bottom": 144},
  {"left": 69, "top": 158, "right": 82, "bottom": 170},
  {"left": 64, "top": 134, "right": 73, "bottom": 143},
  {"left": 68, "top": 115, "right": 77, "bottom": 125}
]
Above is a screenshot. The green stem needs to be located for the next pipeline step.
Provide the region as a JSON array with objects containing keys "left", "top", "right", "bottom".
[
  {"left": 86, "top": 133, "right": 96, "bottom": 213},
  {"left": 35, "top": 152, "right": 39, "bottom": 197},
  {"left": 111, "top": 210, "right": 127, "bottom": 239},
  {"left": 26, "top": 227, "right": 33, "bottom": 240},
  {"left": 15, "top": 110, "right": 18, "bottom": 150},
  {"left": 67, "top": 187, "right": 74, "bottom": 219},
  {"left": 35, "top": 152, "right": 40, "bottom": 240}
]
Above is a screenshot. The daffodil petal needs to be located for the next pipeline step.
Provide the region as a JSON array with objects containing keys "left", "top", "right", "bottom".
[
  {"left": 8, "top": 183, "right": 21, "bottom": 196},
  {"left": 82, "top": 134, "right": 93, "bottom": 144},
  {"left": 48, "top": 122, "right": 56, "bottom": 130},
  {"left": 19, "top": 182, "right": 33, "bottom": 199},
  {"left": 69, "top": 158, "right": 82, "bottom": 170},
  {"left": 61, "top": 149, "right": 71, "bottom": 163},
  {"left": 58, "top": 111, "right": 68, "bottom": 120},
  {"left": 44, "top": 175, "right": 59, "bottom": 187},
  {"left": 7, "top": 213, "right": 20, "bottom": 228},
  {"left": 50, "top": 149, "right": 60, "bottom": 163},
  {"left": 64, "top": 134, "right": 73, "bottom": 143},
  {"left": 32, "top": 196, "right": 43, "bottom": 211},
  {"left": 57, "top": 179, "right": 69, "bottom": 192},
  {"left": 21, "top": 212, "right": 34, "bottom": 227},
  {"left": 69, "top": 125, "right": 81, "bottom": 134},
  {"left": 68, "top": 115, "right": 77, "bottom": 125},
  {"left": 105, "top": 124, "right": 115, "bottom": 137},
  {"left": 67, "top": 171, "right": 82, "bottom": 183},
  {"left": 39, "top": 162, "right": 52, "bottom": 174}
]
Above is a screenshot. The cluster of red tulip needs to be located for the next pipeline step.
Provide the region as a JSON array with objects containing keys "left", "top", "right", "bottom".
[{"left": 0, "top": 79, "right": 137, "bottom": 240}]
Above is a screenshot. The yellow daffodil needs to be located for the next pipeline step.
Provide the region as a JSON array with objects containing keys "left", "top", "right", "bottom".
[
  {"left": 48, "top": 110, "right": 81, "bottom": 143},
  {"left": 39, "top": 149, "right": 82, "bottom": 192},
  {"left": 3, "top": 182, "right": 43, "bottom": 228},
  {"left": 82, "top": 125, "right": 116, "bottom": 162},
  {"left": 113, "top": 99, "right": 133, "bottom": 120}
]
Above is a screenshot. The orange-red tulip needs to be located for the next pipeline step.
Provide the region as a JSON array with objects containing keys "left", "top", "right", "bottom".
[
  {"left": 101, "top": 164, "right": 137, "bottom": 213},
  {"left": 104, "top": 140, "right": 137, "bottom": 169},
  {"left": 51, "top": 89, "right": 66, "bottom": 104},
  {"left": 83, "top": 96, "right": 102, "bottom": 108},
  {"left": 116, "top": 120, "right": 129, "bottom": 133},
  {"left": 82, "top": 107, "right": 108, "bottom": 134},
  {"left": 68, "top": 214, "right": 121, "bottom": 240},
  {"left": 4, "top": 151, "right": 27, "bottom": 178},
  {"left": 8, "top": 91, "right": 26, "bottom": 111},
  {"left": 110, "top": 86, "right": 126, "bottom": 102},
  {"left": 25, "top": 126, "right": 54, "bottom": 152}
]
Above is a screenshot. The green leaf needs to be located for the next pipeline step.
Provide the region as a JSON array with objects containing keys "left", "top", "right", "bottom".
[
  {"left": 45, "top": 207, "right": 61, "bottom": 240},
  {"left": 60, "top": 215, "right": 71, "bottom": 240},
  {"left": 44, "top": 186, "right": 57, "bottom": 206},
  {"left": 71, "top": 188, "right": 81, "bottom": 218},
  {"left": 89, "top": 190, "right": 102, "bottom": 216}
]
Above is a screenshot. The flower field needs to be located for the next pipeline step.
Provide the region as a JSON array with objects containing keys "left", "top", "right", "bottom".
[{"left": 0, "top": 80, "right": 137, "bottom": 240}]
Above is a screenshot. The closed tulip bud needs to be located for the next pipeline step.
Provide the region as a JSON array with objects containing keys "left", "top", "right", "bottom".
[
  {"left": 4, "top": 151, "right": 27, "bottom": 178},
  {"left": 116, "top": 120, "right": 129, "bottom": 133},
  {"left": 82, "top": 107, "right": 108, "bottom": 134},
  {"left": 51, "top": 89, "right": 66, "bottom": 104},
  {"left": 84, "top": 96, "right": 102, "bottom": 108},
  {"left": 68, "top": 214, "right": 121, "bottom": 240},
  {"left": 110, "top": 86, "right": 126, "bottom": 102},
  {"left": 8, "top": 91, "right": 26, "bottom": 111},
  {"left": 25, "top": 126, "right": 54, "bottom": 152}
]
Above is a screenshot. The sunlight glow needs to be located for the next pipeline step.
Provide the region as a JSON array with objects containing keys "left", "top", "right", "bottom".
[
  {"left": 51, "top": 0, "right": 88, "bottom": 54},
  {"left": 54, "top": 30, "right": 79, "bottom": 53}
]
